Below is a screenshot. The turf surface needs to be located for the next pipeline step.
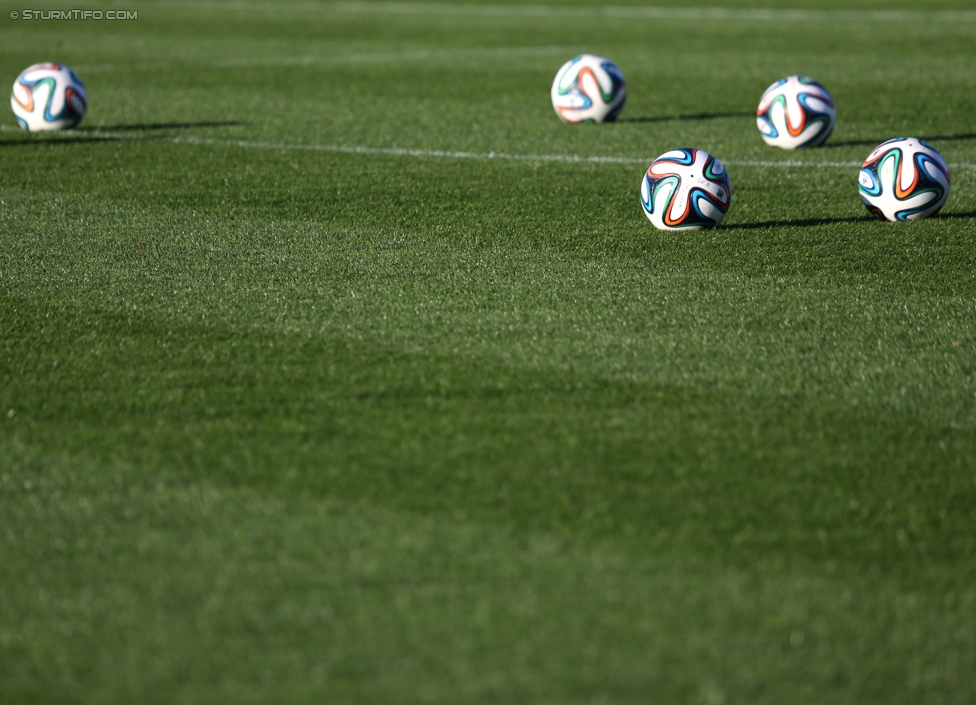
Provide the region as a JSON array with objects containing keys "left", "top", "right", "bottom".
[{"left": 1, "top": 1, "right": 976, "bottom": 703}]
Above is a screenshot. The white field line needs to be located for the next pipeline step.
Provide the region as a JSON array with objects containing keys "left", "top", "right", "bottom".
[
  {"left": 150, "top": 1, "right": 976, "bottom": 24},
  {"left": 2, "top": 125, "right": 975, "bottom": 169},
  {"left": 158, "top": 136, "right": 873, "bottom": 169},
  {"left": 211, "top": 45, "right": 572, "bottom": 69},
  {"left": 75, "top": 45, "right": 572, "bottom": 74}
]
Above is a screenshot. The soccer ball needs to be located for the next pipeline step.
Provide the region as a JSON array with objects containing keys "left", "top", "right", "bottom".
[
  {"left": 551, "top": 55, "right": 626, "bottom": 124},
  {"left": 10, "top": 63, "right": 87, "bottom": 131},
  {"left": 756, "top": 76, "right": 835, "bottom": 149},
  {"left": 640, "top": 149, "right": 732, "bottom": 230},
  {"left": 858, "top": 138, "right": 950, "bottom": 221}
]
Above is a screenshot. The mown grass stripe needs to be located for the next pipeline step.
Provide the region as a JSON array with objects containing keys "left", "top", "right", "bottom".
[
  {"left": 330, "top": 1, "right": 976, "bottom": 24},
  {"left": 152, "top": 1, "right": 976, "bottom": 24}
]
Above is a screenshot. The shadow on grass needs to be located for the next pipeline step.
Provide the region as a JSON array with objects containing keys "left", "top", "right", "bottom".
[
  {"left": 724, "top": 211, "right": 976, "bottom": 230},
  {"left": 78, "top": 120, "right": 244, "bottom": 132},
  {"left": 0, "top": 120, "right": 243, "bottom": 147},
  {"left": 723, "top": 215, "right": 871, "bottom": 230},
  {"left": 0, "top": 135, "right": 130, "bottom": 147},
  {"left": 617, "top": 111, "right": 753, "bottom": 124},
  {"left": 825, "top": 133, "right": 976, "bottom": 149}
]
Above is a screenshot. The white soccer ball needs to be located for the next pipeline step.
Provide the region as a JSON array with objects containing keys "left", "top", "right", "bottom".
[
  {"left": 551, "top": 55, "right": 626, "bottom": 124},
  {"left": 640, "top": 149, "right": 733, "bottom": 231},
  {"left": 858, "top": 138, "right": 950, "bottom": 221},
  {"left": 756, "top": 76, "right": 835, "bottom": 149},
  {"left": 10, "top": 63, "right": 87, "bottom": 131}
]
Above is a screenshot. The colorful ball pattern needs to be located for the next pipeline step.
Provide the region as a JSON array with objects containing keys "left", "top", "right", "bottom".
[
  {"left": 10, "top": 63, "right": 87, "bottom": 132},
  {"left": 858, "top": 138, "right": 950, "bottom": 221},
  {"left": 756, "top": 76, "right": 835, "bottom": 150},
  {"left": 551, "top": 54, "right": 626, "bottom": 124},
  {"left": 641, "top": 149, "right": 732, "bottom": 231}
]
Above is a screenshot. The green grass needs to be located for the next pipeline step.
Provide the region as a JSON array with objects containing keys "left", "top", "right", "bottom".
[{"left": 2, "top": 1, "right": 976, "bottom": 703}]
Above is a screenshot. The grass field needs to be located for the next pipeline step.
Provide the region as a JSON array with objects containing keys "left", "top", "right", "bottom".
[{"left": 2, "top": 1, "right": 976, "bottom": 702}]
